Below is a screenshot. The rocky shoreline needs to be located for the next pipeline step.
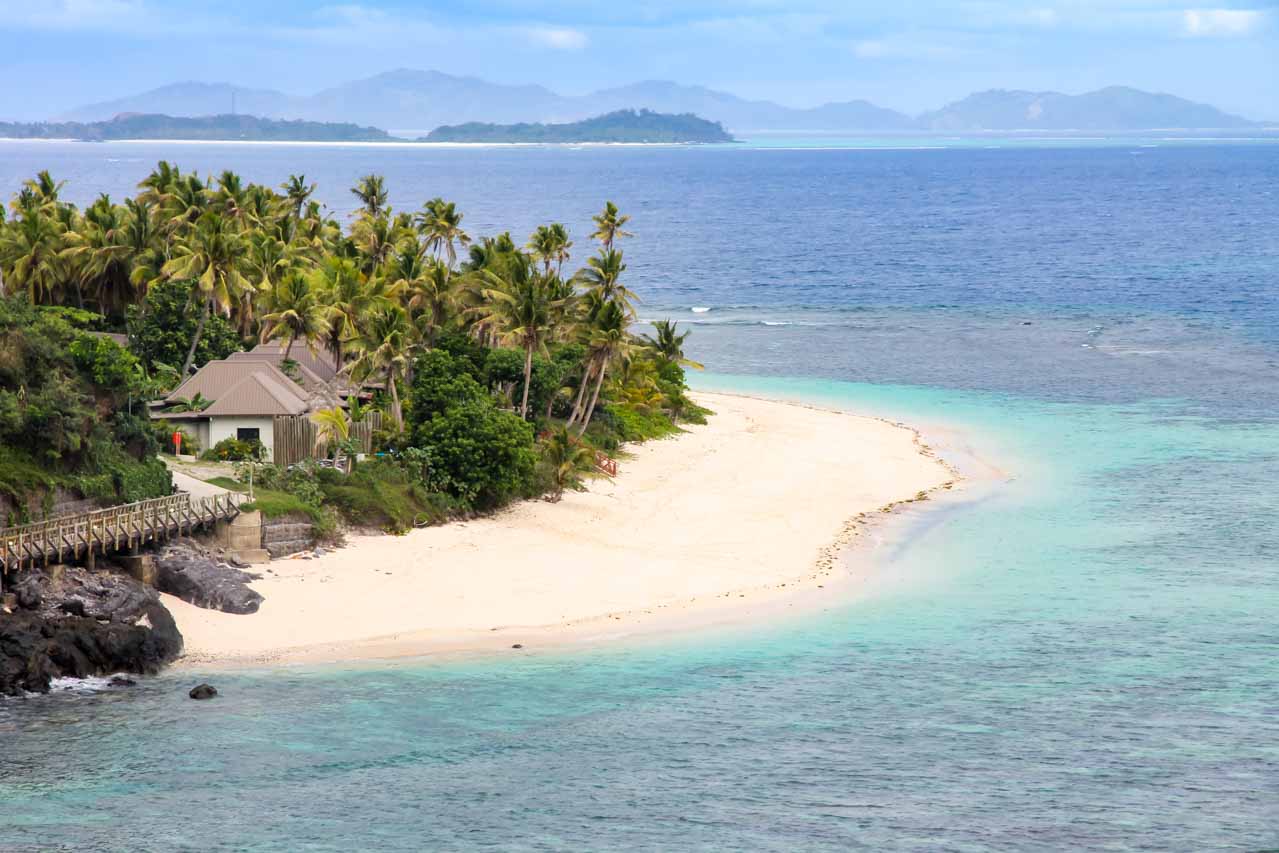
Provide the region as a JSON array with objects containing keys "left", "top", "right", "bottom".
[{"left": 0, "top": 539, "right": 263, "bottom": 696}]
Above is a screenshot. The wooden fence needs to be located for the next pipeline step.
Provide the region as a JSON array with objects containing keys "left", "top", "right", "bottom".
[
  {"left": 0, "top": 492, "right": 243, "bottom": 585},
  {"left": 272, "top": 411, "right": 383, "bottom": 467}
]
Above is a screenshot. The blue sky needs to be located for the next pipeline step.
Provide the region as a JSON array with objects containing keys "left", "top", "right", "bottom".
[{"left": 1, "top": 0, "right": 1276, "bottom": 120}]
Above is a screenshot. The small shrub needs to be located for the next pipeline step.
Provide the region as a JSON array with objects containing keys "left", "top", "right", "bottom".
[{"left": 202, "top": 437, "right": 265, "bottom": 462}]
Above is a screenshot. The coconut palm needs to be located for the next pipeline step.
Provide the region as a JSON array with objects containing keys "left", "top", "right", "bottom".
[
  {"left": 472, "top": 270, "right": 559, "bottom": 419},
  {"left": 573, "top": 248, "right": 638, "bottom": 315},
  {"left": 281, "top": 174, "right": 316, "bottom": 220},
  {"left": 351, "top": 213, "right": 403, "bottom": 272},
  {"left": 61, "top": 194, "right": 135, "bottom": 315},
  {"left": 591, "top": 201, "right": 632, "bottom": 251},
  {"left": 311, "top": 405, "right": 352, "bottom": 470},
  {"left": 0, "top": 207, "right": 67, "bottom": 304},
  {"left": 538, "top": 426, "right": 605, "bottom": 501},
  {"left": 416, "top": 197, "right": 469, "bottom": 268},
  {"left": 345, "top": 302, "right": 412, "bottom": 431},
  {"left": 161, "top": 211, "right": 253, "bottom": 377},
  {"left": 576, "top": 298, "right": 631, "bottom": 435},
  {"left": 641, "top": 319, "right": 704, "bottom": 370},
  {"left": 351, "top": 174, "right": 388, "bottom": 218},
  {"left": 259, "top": 270, "right": 325, "bottom": 362},
  {"left": 310, "top": 255, "right": 374, "bottom": 370},
  {"left": 386, "top": 242, "right": 452, "bottom": 347}
]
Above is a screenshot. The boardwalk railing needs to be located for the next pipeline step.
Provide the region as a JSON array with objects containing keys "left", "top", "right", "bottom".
[{"left": 0, "top": 491, "right": 242, "bottom": 577}]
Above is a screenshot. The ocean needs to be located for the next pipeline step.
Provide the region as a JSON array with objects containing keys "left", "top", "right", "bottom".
[{"left": 1, "top": 138, "right": 1276, "bottom": 851}]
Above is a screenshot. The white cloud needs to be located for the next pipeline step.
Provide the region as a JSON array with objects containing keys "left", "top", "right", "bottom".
[
  {"left": 525, "top": 26, "right": 589, "bottom": 50},
  {"left": 1182, "top": 8, "right": 1264, "bottom": 37}
]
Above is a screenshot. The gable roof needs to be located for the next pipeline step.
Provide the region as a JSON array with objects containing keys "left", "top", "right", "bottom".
[
  {"left": 235, "top": 342, "right": 341, "bottom": 382},
  {"left": 167, "top": 359, "right": 309, "bottom": 409},
  {"left": 201, "top": 372, "right": 310, "bottom": 417}
]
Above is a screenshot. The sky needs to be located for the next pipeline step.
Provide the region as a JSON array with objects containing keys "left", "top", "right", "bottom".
[{"left": 0, "top": 0, "right": 1276, "bottom": 121}]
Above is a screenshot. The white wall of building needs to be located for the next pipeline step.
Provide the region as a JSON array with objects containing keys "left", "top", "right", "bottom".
[{"left": 208, "top": 416, "right": 275, "bottom": 456}]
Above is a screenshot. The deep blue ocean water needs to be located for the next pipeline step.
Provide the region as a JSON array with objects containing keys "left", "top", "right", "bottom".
[{"left": 1, "top": 139, "right": 1276, "bottom": 851}]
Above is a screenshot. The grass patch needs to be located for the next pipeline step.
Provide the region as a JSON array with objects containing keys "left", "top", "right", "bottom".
[
  {"left": 203, "top": 476, "right": 247, "bottom": 492},
  {"left": 320, "top": 460, "right": 458, "bottom": 533}
]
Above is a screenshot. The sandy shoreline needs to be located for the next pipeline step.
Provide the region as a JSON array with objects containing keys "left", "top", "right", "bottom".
[{"left": 167, "top": 392, "right": 958, "bottom": 666}]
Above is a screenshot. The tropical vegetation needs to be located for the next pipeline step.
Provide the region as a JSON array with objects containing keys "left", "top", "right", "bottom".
[{"left": 0, "top": 164, "right": 708, "bottom": 532}]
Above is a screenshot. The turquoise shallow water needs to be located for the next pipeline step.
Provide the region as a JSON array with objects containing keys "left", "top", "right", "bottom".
[
  {"left": 3, "top": 370, "right": 1276, "bottom": 851},
  {"left": 1, "top": 141, "right": 1277, "bottom": 850}
]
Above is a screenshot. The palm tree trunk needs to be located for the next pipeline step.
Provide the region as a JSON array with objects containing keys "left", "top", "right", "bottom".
[
  {"left": 180, "top": 300, "right": 210, "bottom": 378},
  {"left": 577, "top": 359, "right": 608, "bottom": 436},
  {"left": 567, "top": 357, "right": 594, "bottom": 426},
  {"left": 387, "top": 374, "right": 403, "bottom": 432},
  {"left": 519, "top": 343, "right": 534, "bottom": 419},
  {"left": 282, "top": 335, "right": 295, "bottom": 362}
]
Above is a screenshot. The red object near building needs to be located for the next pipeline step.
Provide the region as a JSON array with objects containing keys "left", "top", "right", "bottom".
[{"left": 172, "top": 431, "right": 183, "bottom": 455}]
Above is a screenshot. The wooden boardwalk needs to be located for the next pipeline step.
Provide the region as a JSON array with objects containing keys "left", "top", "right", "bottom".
[{"left": 0, "top": 492, "right": 242, "bottom": 581}]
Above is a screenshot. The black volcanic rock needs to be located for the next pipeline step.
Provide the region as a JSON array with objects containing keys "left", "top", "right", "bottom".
[
  {"left": 154, "top": 541, "right": 263, "bottom": 615},
  {"left": 0, "top": 566, "right": 183, "bottom": 696},
  {"left": 189, "top": 683, "right": 218, "bottom": 700}
]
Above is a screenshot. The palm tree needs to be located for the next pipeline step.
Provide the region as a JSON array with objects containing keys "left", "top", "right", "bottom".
[
  {"left": 386, "top": 243, "right": 453, "bottom": 348},
  {"left": 345, "top": 303, "right": 412, "bottom": 431},
  {"left": 259, "top": 270, "right": 325, "bottom": 362},
  {"left": 576, "top": 298, "right": 631, "bottom": 436},
  {"left": 538, "top": 426, "right": 605, "bottom": 502},
  {"left": 0, "top": 207, "right": 66, "bottom": 304},
  {"left": 573, "top": 248, "right": 638, "bottom": 315},
  {"left": 311, "top": 405, "right": 352, "bottom": 470},
  {"left": 161, "top": 211, "right": 253, "bottom": 377},
  {"left": 416, "top": 197, "right": 469, "bottom": 268},
  {"left": 549, "top": 223, "right": 572, "bottom": 276},
  {"left": 351, "top": 174, "right": 388, "bottom": 218},
  {"left": 641, "top": 319, "right": 704, "bottom": 370},
  {"left": 472, "top": 271, "right": 558, "bottom": 419},
  {"left": 310, "top": 255, "right": 374, "bottom": 370},
  {"left": 591, "top": 201, "right": 632, "bottom": 251},
  {"left": 62, "top": 194, "right": 135, "bottom": 315},
  {"left": 281, "top": 174, "right": 316, "bottom": 220},
  {"left": 211, "top": 170, "right": 253, "bottom": 225},
  {"left": 122, "top": 198, "right": 164, "bottom": 307},
  {"left": 351, "top": 213, "right": 402, "bottom": 272}
]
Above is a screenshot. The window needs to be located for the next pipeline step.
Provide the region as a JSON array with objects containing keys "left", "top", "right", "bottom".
[{"left": 237, "top": 427, "right": 261, "bottom": 443}]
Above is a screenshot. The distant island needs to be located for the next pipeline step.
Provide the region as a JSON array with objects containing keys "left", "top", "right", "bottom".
[
  {"left": 0, "top": 109, "right": 733, "bottom": 145},
  {"left": 51, "top": 70, "right": 1269, "bottom": 133},
  {"left": 0, "top": 113, "right": 393, "bottom": 143},
  {"left": 423, "top": 109, "right": 735, "bottom": 143}
]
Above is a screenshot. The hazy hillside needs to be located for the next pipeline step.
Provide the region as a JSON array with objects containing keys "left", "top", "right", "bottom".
[
  {"left": 56, "top": 82, "right": 300, "bottom": 123},
  {"left": 58, "top": 71, "right": 1261, "bottom": 133},
  {"left": 919, "top": 86, "right": 1257, "bottom": 131}
]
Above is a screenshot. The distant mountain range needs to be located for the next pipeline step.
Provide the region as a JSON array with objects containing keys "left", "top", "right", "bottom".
[{"left": 55, "top": 70, "right": 1264, "bottom": 133}]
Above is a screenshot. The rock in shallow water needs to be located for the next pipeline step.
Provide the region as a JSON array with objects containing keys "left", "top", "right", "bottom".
[
  {"left": 189, "top": 683, "right": 218, "bottom": 700},
  {"left": 0, "top": 566, "right": 183, "bottom": 696}
]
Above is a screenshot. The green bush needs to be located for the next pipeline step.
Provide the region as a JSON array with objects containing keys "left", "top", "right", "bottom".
[
  {"left": 407, "top": 349, "right": 486, "bottom": 421},
  {"left": 605, "top": 403, "right": 682, "bottom": 443},
  {"left": 320, "top": 459, "right": 457, "bottom": 533},
  {"left": 202, "top": 437, "right": 264, "bottom": 462},
  {"left": 411, "top": 400, "right": 536, "bottom": 509},
  {"left": 126, "top": 278, "right": 244, "bottom": 372}
]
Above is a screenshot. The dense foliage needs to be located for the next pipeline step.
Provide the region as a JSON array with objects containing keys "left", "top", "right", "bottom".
[
  {"left": 128, "top": 278, "right": 245, "bottom": 372},
  {"left": 0, "top": 164, "right": 707, "bottom": 526},
  {"left": 0, "top": 296, "right": 171, "bottom": 521}
]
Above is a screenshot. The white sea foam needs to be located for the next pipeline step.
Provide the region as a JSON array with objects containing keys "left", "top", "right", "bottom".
[{"left": 691, "top": 306, "right": 711, "bottom": 314}]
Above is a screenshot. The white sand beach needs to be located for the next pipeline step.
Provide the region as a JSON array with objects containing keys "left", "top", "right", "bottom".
[{"left": 167, "top": 392, "right": 956, "bottom": 665}]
